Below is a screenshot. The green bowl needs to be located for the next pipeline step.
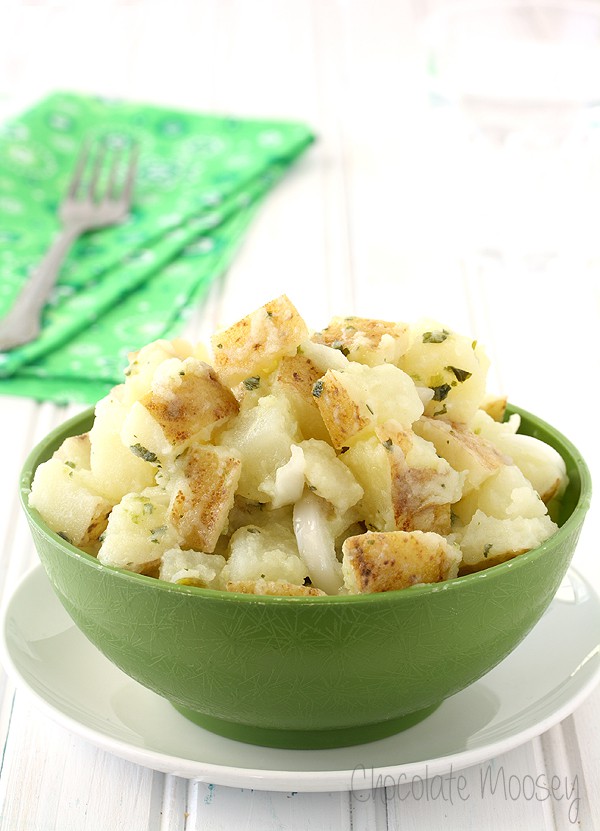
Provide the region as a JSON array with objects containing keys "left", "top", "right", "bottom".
[{"left": 19, "top": 405, "right": 591, "bottom": 749}]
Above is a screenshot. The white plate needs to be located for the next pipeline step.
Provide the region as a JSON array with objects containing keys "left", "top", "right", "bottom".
[{"left": 1, "top": 564, "right": 599, "bottom": 793}]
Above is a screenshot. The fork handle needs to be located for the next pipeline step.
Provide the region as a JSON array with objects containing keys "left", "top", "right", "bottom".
[{"left": 0, "top": 225, "right": 82, "bottom": 351}]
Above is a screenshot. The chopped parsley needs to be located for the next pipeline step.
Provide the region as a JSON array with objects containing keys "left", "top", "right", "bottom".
[
  {"left": 130, "top": 444, "right": 159, "bottom": 464},
  {"left": 243, "top": 375, "right": 261, "bottom": 390},
  {"left": 483, "top": 543, "right": 493, "bottom": 558},
  {"left": 150, "top": 525, "right": 167, "bottom": 543},
  {"left": 312, "top": 379, "right": 324, "bottom": 398},
  {"left": 431, "top": 383, "right": 452, "bottom": 402},
  {"left": 446, "top": 365, "right": 472, "bottom": 383},
  {"left": 422, "top": 329, "right": 449, "bottom": 344},
  {"left": 331, "top": 340, "right": 350, "bottom": 357},
  {"left": 382, "top": 438, "right": 393, "bottom": 451}
]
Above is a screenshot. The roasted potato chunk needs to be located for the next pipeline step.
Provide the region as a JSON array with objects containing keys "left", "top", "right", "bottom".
[
  {"left": 211, "top": 295, "right": 309, "bottom": 386},
  {"left": 342, "top": 425, "right": 463, "bottom": 535},
  {"left": 272, "top": 353, "right": 330, "bottom": 442},
  {"left": 314, "top": 363, "right": 423, "bottom": 450},
  {"left": 342, "top": 530, "right": 461, "bottom": 593},
  {"left": 166, "top": 445, "right": 241, "bottom": 553},
  {"left": 414, "top": 416, "right": 508, "bottom": 494},
  {"left": 312, "top": 316, "right": 410, "bottom": 366}
]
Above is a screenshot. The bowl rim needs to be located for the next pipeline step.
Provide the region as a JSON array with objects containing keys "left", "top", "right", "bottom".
[{"left": 20, "top": 403, "right": 592, "bottom": 606}]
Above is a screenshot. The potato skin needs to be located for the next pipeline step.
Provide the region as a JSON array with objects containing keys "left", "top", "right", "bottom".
[
  {"left": 342, "top": 530, "right": 460, "bottom": 593},
  {"left": 211, "top": 295, "right": 309, "bottom": 386},
  {"left": 168, "top": 445, "right": 241, "bottom": 553}
]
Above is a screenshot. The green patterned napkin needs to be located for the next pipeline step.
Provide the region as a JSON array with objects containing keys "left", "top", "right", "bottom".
[{"left": 0, "top": 92, "right": 314, "bottom": 403}]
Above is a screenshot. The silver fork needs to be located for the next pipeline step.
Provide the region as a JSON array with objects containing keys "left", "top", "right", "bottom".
[{"left": 0, "top": 140, "right": 139, "bottom": 351}]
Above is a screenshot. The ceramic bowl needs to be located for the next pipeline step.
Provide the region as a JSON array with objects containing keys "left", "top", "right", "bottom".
[{"left": 19, "top": 405, "right": 591, "bottom": 749}]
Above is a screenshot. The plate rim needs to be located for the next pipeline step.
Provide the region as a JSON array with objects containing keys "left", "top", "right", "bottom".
[{"left": 1, "top": 563, "right": 600, "bottom": 793}]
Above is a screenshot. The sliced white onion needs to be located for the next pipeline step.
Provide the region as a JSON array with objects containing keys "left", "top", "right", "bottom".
[
  {"left": 269, "top": 445, "right": 306, "bottom": 509},
  {"left": 293, "top": 491, "right": 343, "bottom": 595}
]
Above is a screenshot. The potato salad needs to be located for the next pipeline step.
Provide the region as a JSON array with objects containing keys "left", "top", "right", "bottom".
[{"left": 29, "top": 295, "right": 568, "bottom": 596}]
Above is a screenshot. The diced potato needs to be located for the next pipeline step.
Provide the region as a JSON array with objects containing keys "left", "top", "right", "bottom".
[
  {"left": 221, "top": 521, "right": 308, "bottom": 587},
  {"left": 226, "top": 578, "right": 326, "bottom": 597},
  {"left": 137, "top": 358, "right": 238, "bottom": 453},
  {"left": 342, "top": 426, "right": 463, "bottom": 535},
  {"left": 383, "top": 424, "right": 464, "bottom": 535},
  {"left": 122, "top": 338, "right": 198, "bottom": 404},
  {"left": 455, "top": 511, "right": 558, "bottom": 572},
  {"left": 312, "top": 316, "right": 410, "bottom": 366},
  {"left": 342, "top": 530, "right": 461, "bottom": 593},
  {"left": 98, "top": 488, "right": 179, "bottom": 574},
  {"left": 166, "top": 445, "right": 241, "bottom": 552},
  {"left": 53, "top": 433, "right": 92, "bottom": 468},
  {"left": 29, "top": 457, "right": 112, "bottom": 552},
  {"left": 159, "top": 548, "right": 226, "bottom": 588},
  {"left": 453, "top": 464, "right": 549, "bottom": 525},
  {"left": 272, "top": 353, "right": 330, "bottom": 442},
  {"left": 314, "top": 363, "right": 423, "bottom": 449},
  {"left": 342, "top": 437, "right": 396, "bottom": 531},
  {"left": 211, "top": 295, "right": 309, "bottom": 386},
  {"left": 299, "top": 438, "right": 363, "bottom": 514},
  {"left": 471, "top": 409, "right": 568, "bottom": 503},
  {"left": 398, "top": 321, "right": 489, "bottom": 423},
  {"left": 414, "top": 416, "right": 508, "bottom": 494},
  {"left": 218, "top": 394, "right": 300, "bottom": 502},
  {"left": 120, "top": 358, "right": 238, "bottom": 465},
  {"left": 89, "top": 389, "right": 157, "bottom": 503}
]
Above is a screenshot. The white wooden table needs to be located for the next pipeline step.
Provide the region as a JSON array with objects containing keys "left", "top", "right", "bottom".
[{"left": 0, "top": 2, "right": 598, "bottom": 828}]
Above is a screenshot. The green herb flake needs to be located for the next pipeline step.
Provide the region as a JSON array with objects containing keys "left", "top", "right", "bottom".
[
  {"left": 57, "top": 531, "right": 72, "bottom": 543},
  {"left": 150, "top": 525, "right": 167, "bottom": 542},
  {"left": 483, "top": 543, "right": 493, "bottom": 558},
  {"left": 331, "top": 340, "right": 350, "bottom": 357},
  {"left": 365, "top": 403, "right": 374, "bottom": 415},
  {"left": 143, "top": 502, "right": 154, "bottom": 515},
  {"left": 64, "top": 460, "right": 76, "bottom": 469},
  {"left": 431, "top": 383, "right": 452, "bottom": 402},
  {"left": 382, "top": 438, "right": 393, "bottom": 451},
  {"left": 446, "top": 365, "right": 472, "bottom": 383},
  {"left": 422, "top": 329, "right": 449, "bottom": 344},
  {"left": 130, "top": 444, "right": 159, "bottom": 464},
  {"left": 243, "top": 375, "right": 261, "bottom": 391},
  {"left": 312, "top": 379, "right": 324, "bottom": 398}
]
